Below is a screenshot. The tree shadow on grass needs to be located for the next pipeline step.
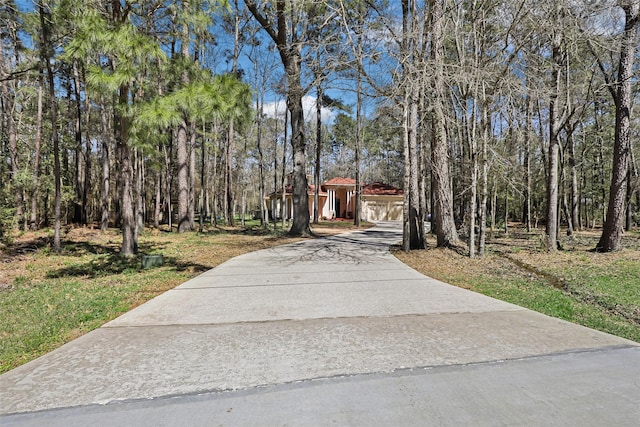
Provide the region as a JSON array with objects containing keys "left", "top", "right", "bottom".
[{"left": 45, "top": 240, "right": 212, "bottom": 279}]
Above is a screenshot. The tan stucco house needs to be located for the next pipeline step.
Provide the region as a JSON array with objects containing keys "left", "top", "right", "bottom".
[{"left": 266, "top": 176, "right": 403, "bottom": 222}]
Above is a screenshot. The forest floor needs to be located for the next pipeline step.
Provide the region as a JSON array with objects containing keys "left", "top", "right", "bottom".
[
  {"left": 395, "top": 225, "right": 640, "bottom": 345},
  {"left": 1, "top": 221, "right": 639, "bottom": 374}
]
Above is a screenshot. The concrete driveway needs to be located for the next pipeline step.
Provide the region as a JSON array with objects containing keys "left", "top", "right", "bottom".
[{"left": 1, "top": 221, "right": 639, "bottom": 426}]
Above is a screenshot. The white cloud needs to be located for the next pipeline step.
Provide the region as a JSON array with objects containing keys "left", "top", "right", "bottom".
[{"left": 261, "top": 96, "right": 337, "bottom": 124}]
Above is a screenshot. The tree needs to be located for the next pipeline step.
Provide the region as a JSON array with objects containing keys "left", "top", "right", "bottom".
[
  {"left": 596, "top": 0, "right": 640, "bottom": 252},
  {"left": 66, "top": 4, "right": 165, "bottom": 255},
  {"left": 38, "top": 0, "right": 62, "bottom": 253},
  {"left": 246, "top": 0, "right": 323, "bottom": 236},
  {"left": 429, "top": 0, "right": 460, "bottom": 248}
]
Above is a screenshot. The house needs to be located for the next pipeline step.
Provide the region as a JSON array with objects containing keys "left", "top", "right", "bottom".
[{"left": 266, "top": 176, "right": 403, "bottom": 222}]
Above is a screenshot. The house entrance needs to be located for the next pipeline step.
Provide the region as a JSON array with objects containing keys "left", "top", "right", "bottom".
[{"left": 335, "top": 199, "right": 341, "bottom": 218}]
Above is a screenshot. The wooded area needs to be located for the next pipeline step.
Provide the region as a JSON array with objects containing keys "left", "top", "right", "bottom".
[{"left": 1, "top": 0, "right": 639, "bottom": 256}]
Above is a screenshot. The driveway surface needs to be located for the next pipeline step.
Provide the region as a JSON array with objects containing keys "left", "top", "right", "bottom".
[{"left": 1, "top": 222, "right": 639, "bottom": 426}]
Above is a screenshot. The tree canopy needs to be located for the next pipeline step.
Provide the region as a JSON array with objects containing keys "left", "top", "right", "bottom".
[{"left": 1, "top": 0, "right": 638, "bottom": 254}]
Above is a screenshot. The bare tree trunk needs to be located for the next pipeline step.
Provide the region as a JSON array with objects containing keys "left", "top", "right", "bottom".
[
  {"left": 408, "top": 97, "right": 424, "bottom": 248},
  {"left": 402, "top": 96, "right": 411, "bottom": 252},
  {"left": 430, "top": 0, "right": 460, "bottom": 248},
  {"left": 0, "top": 41, "right": 23, "bottom": 231},
  {"left": 189, "top": 124, "right": 196, "bottom": 229},
  {"left": 100, "top": 97, "right": 111, "bottom": 231},
  {"left": 154, "top": 169, "right": 161, "bottom": 228},
  {"left": 469, "top": 98, "right": 478, "bottom": 258},
  {"left": 72, "top": 61, "right": 85, "bottom": 224},
  {"left": 490, "top": 182, "right": 497, "bottom": 237},
  {"left": 256, "top": 95, "right": 267, "bottom": 228},
  {"left": 198, "top": 122, "right": 206, "bottom": 232},
  {"left": 567, "top": 123, "right": 579, "bottom": 233},
  {"left": 83, "top": 71, "right": 92, "bottom": 224},
  {"left": 39, "top": 2, "right": 61, "bottom": 252},
  {"left": 117, "top": 82, "right": 136, "bottom": 256},
  {"left": 288, "top": 89, "right": 311, "bottom": 235},
  {"left": 177, "top": 9, "right": 192, "bottom": 233},
  {"left": 120, "top": 140, "right": 136, "bottom": 255},
  {"left": 281, "top": 110, "right": 288, "bottom": 229},
  {"left": 177, "top": 118, "right": 190, "bottom": 232},
  {"left": 546, "top": 29, "right": 563, "bottom": 251},
  {"left": 135, "top": 149, "right": 144, "bottom": 233},
  {"left": 597, "top": 2, "right": 639, "bottom": 252},
  {"left": 212, "top": 122, "right": 219, "bottom": 226},
  {"left": 273, "top": 112, "right": 279, "bottom": 229},
  {"left": 164, "top": 139, "right": 173, "bottom": 230},
  {"left": 245, "top": 1, "right": 310, "bottom": 236},
  {"left": 524, "top": 95, "right": 532, "bottom": 233},
  {"left": 354, "top": 55, "right": 363, "bottom": 228},
  {"left": 30, "top": 74, "right": 44, "bottom": 230},
  {"left": 478, "top": 99, "right": 489, "bottom": 256},
  {"left": 314, "top": 83, "right": 322, "bottom": 224},
  {"left": 225, "top": 120, "right": 235, "bottom": 226}
]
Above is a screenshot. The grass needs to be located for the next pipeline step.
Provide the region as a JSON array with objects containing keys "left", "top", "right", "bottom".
[
  {"left": 395, "top": 226, "right": 640, "bottom": 343},
  {"left": 0, "top": 220, "right": 363, "bottom": 374}
]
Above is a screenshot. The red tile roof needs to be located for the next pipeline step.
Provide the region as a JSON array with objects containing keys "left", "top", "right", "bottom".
[
  {"left": 323, "top": 177, "right": 357, "bottom": 186},
  {"left": 268, "top": 179, "right": 402, "bottom": 198},
  {"left": 363, "top": 182, "right": 404, "bottom": 195}
]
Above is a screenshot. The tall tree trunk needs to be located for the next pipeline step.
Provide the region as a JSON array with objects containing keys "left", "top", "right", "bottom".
[
  {"left": 314, "top": 83, "right": 322, "bottom": 224},
  {"left": 189, "top": 124, "right": 196, "bottom": 229},
  {"left": 256, "top": 93, "right": 267, "bottom": 228},
  {"left": 135, "top": 149, "right": 144, "bottom": 232},
  {"left": 524, "top": 95, "right": 532, "bottom": 232},
  {"left": 402, "top": 97, "right": 411, "bottom": 252},
  {"left": 245, "top": 1, "right": 310, "bottom": 236},
  {"left": 430, "top": 0, "right": 459, "bottom": 247},
  {"left": 273, "top": 112, "right": 279, "bottom": 228},
  {"left": 154, "top": 169, "right": 161, "bottom": 229},
  {"left": 177, "top": 6, "right": 192, "bottom": 233},
  {"left": 118, "top": 84, "right": 136, "bottom": 256},
  {"left": 177, "top": 119, "right": 190, "bottom": 232},
  {"left": 30, "top": 74, "right": 44, "bottom": 230},
  {"left": 478, "top": 97, "right": 489, "bottom": 256},
  {"left": 225, "top": 120, "right": 235, "bottom": 226},
  {"left": 401, "top": 0, "right": 411, "bottom": 251},
  {"left": 120, "top": 141, "right": 136, "bottom": 255},
  {"left": 288, "top": 87, "right": 311, "bottom": 236},
  {"left": 597, "top": 2, "right": 639, "bottom": 252},
  {"left": 281, "top": 109, "right": 288, "bottom": 229},
  {"left": 83, "top": 69, "right": 92, "bottom": 225},
  {"left": 0, "top": 41, "right": 23, "bottom": 230},
  {"left": 546, "top": 29, "right": 563, "bottom": 251},
  {"left": 354, "top": 55, "right": 363, "bottom": 228},
  {"left": 567, "top": 123, "right": 579, "bottom": 233},
  {"left": 39, "top": 1, "right": 61, "bottom": 252},
  {"left": 72, "top": 61, "right": 85, "bottom": 224},
  {"left": 199, "top": 122, "right": 205, "bottom": 232},
  {"left": 408, "top": 96, "right": 424, "bottom": 248},
  {"left": 100, "top": 97, "right": 111, "bottom": 231},
  {"left": 469, "top": 98, "right": 478, "bottom": 258}
]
